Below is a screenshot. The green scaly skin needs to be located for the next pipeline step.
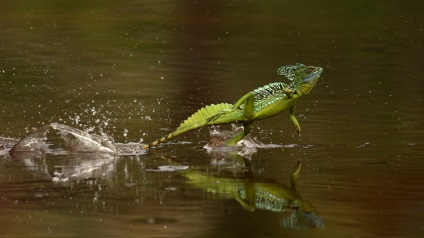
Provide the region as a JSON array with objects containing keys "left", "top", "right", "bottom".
[
  {"left": 144, "top": 63, "right": 323, "bottom": 148},
  {"left": 181, "top": 159, "right": 323, "bottom": 228},
  {"left": 184, "top": 160, "right": 307, "bottom": 212}
]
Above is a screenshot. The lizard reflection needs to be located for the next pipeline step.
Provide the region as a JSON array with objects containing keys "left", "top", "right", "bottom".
[{"left": 178, "top": 156, "right": 323, "bottom": 229}]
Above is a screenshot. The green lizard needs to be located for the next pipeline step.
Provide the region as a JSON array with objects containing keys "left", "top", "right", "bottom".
[
  {"left": 182, "top": 159, "right": 323, "bottom": 229},
  {"left": 143, "top": 63, "right": 323, "bottom": 148}
]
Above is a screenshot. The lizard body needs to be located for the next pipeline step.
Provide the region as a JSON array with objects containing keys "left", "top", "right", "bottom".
[{"left": 144, "top": 63, "right": 323, "bottom": 148}]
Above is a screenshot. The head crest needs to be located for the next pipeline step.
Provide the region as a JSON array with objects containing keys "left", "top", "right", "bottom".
[{"left": 277, "top": 63, "right": 306, "bottom": 81}]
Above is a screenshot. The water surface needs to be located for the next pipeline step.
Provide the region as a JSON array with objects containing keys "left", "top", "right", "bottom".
[{"left": 1, "top": 0, "right": 423, "bottom": 237}]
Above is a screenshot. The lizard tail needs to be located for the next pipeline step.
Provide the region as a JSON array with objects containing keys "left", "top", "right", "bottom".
[
  {"left": 143, "top": 103, "right": 233, "bottom": 149},
  {"left": 142, "top": 131, "right": 180, "bottom": 149}
]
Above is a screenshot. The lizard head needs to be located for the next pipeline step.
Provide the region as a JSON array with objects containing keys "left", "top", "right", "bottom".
[{"left": 277, "top": 63, "right": 323, "bottom": 95}]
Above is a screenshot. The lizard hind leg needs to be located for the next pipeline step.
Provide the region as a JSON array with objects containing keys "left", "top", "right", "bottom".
[
  {"left": 226, "top": 92, "right": 255, "bottom": 146},
  {"left": 225, "top": 122, "right": 253, "bottom": 146}
]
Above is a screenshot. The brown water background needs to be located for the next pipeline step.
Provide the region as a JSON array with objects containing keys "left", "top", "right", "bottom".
[{"left": 1, "top": 0, "right": 423, "bottom": 237}]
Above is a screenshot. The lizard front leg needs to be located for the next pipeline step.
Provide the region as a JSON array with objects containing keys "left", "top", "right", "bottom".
[
  {"left": 282, "top": 88, "right": 296, "bottom": 99},
  {"left": 289, "top": 105, "right": 301, "bottom": 135}
]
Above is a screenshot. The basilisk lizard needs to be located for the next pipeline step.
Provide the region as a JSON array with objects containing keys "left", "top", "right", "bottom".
[{"left": 144, "top": 63, "right": 323, "bottom": 148}]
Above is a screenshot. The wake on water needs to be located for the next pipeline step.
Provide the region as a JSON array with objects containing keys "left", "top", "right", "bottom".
[
  {"left": 3, "top": 123, "right": 146, "bottom": 155},
  {"left": 0, "top": 123, "right": 309, "bottom": 182},
  {"left": 1, "top": 122, "right": 306, "bottom": 156}
]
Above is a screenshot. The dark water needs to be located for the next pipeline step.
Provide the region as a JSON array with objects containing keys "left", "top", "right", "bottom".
[{"left": 1, "top": 0, "right": 423, "bottom": 237}]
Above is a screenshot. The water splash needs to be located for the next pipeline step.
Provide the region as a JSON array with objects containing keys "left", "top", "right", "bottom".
[
  {"left": 204, "top": 125, "right": 315, "bottom": 153},
  {"left": 0, "top": 137, "right": 20, "bottom": 155},
  {"left": 204, "top": 125, "right": 285, "bottom": 150},
  {"left": 10, "top": 151, "right": 118, "bottom": 183},
  {"left": 52, "top": 154, "right": 116, "bottom": 182},
  {"left": 9, "top": 124, "right": 51, "bottom": 154},
  {"left": 146, "top": 165, "right": 189, "bottom": 172},
  {"left": 51, "top": 123, "right": 117, "bottom": 153},
  {"left": 10, "top": 122, "right": 146, "bottom": 155}
]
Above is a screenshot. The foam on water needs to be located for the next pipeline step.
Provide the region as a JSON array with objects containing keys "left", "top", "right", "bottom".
[
  {"left": 146, "top": 165, "right": 190, "bottom": 172},
  {"left": 8, "top": 123, "right": 146, "bottom": 155},
  {"left": 0, "top": 137, "right": 19, "bottom": 155},
  {"left": 3, "top": 122, "right": 313, "bottom": 157},
  {"left": 203, "top": 125, "right": 306, "bottom": 150}
]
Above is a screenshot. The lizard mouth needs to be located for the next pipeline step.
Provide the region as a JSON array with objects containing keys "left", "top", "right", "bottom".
[{"left": 303, "top": 67, "right": 323, "bottom": 83}]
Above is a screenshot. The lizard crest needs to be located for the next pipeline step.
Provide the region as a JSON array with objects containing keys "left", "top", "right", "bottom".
[{"left": 278, "top": 63, "right": 322, "bottom": 95}]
